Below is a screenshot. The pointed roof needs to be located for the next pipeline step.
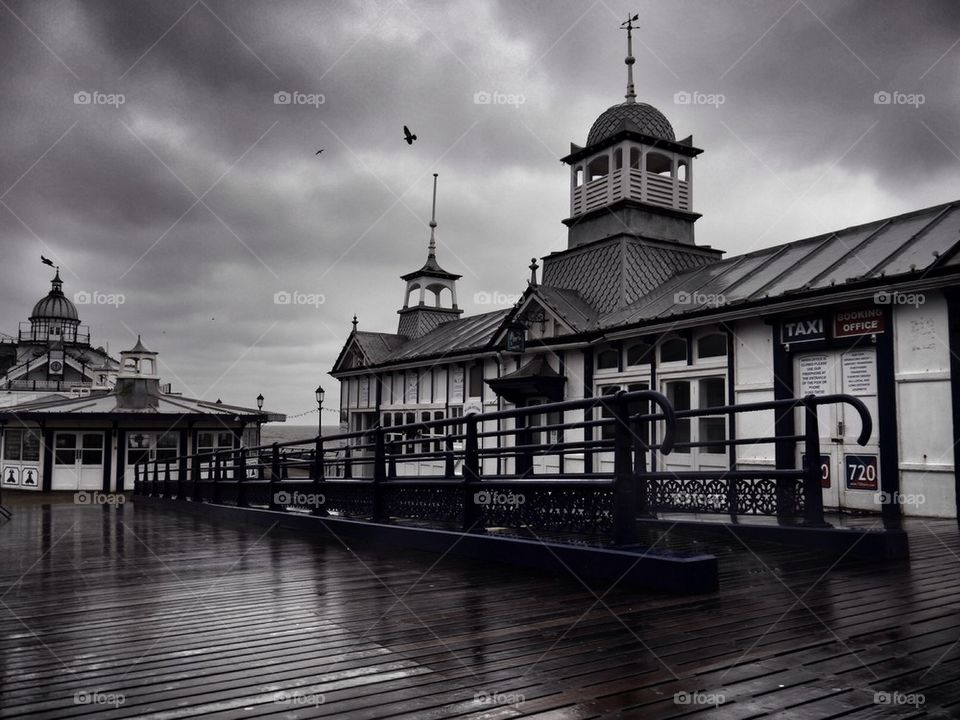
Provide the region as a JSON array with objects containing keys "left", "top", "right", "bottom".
[{"left": 125, "top": 335, "right": 156, "bottom": 355}]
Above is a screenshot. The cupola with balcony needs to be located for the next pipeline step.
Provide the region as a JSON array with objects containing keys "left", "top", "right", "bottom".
[{"left": 561, "top": 17, "right": 702, "bottom": 248}]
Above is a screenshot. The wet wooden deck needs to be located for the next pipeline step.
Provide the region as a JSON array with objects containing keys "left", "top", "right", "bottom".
[{"left": 2, "top": 494, "right": 959, "bottom": 718}]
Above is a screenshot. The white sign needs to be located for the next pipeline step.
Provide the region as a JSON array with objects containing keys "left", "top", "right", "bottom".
[
  {"left": 405, "top": 373, "right": 418, "bottom": 404},
  {"left": 358, "top": 377, "right": 369, "bottom": 406},
  {"left": 799, "top": 354, "right": 830, "bottom": 396},
  {"left": 842, "top": 350, "right": 876, "bottom": 396},
  {"left": 451, "top": 367, "right": 465, "bottom": 403}
]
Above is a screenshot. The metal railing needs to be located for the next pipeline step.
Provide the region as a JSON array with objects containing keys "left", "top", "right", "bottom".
[{"left": 134, "top": 391, "right": 872, "bottom": 544}]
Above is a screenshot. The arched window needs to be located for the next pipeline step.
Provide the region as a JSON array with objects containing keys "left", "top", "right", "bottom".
[
  {"left": 587, "top": 155, "right": 609, "bottom": 181},
  {"left": 575, "top": 166, "right": 584, "bottom": 187},
  {"left": 626, "top": 341, "right": 652, "bottom": 366},
  {"left": 646, "top": 152, "right": 672, "bottom": 176},
  {"left": 596, "top": 348, "right": 619, "bottom": 370},
  {"left": 613, "top": 148, "right": 623, "bottom": 170},
  {"left": 660, "top": 337, "right": 687, "bottom": 363},
  {"left": 697, "top": 333, "right": 727, "bottom": 359},
  {"left": 677, "top": 160, "right": 688, "bottom": 182},
  {"left": 630, "top": 147, "right": 641, "bottom": 169}
]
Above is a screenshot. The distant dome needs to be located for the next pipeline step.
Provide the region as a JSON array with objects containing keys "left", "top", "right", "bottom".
[
  {"left": 587, "top": 101, "right": 675, "bottom": 146},
  {"left": 30, "top": 273, "right": 79, "bottom": 322}
]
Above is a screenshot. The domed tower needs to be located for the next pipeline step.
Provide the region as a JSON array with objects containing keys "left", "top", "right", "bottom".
[
  {"left": 397, "top": 174, "right": 463, "bottom": 339},
  {"left": 28, "top": 270, "right": 81, "bottom": 343},
  {"left": 561, "top": 15, "right": 703, "bottom": 248}
]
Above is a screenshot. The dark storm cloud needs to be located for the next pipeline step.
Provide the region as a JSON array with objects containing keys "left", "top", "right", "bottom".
[{"left": 1, "top": 0, "right": 958, "bottom": 415}]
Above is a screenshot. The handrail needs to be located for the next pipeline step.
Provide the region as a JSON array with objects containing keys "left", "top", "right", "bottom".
[{"left": 135, "top": 391, "right": 875, "bottom": 539}]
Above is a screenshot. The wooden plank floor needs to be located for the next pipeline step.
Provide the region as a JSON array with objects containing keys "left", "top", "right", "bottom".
[{"left": 1, "top": 494, "right": 959, "bottom": 718}]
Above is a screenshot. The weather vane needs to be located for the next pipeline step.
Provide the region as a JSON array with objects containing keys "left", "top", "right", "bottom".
[{"left": 620, "top": 12, "right": 640, "bottom": 103}]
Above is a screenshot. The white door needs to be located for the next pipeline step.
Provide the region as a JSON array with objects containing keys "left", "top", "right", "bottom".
[
  {"left": 795, "top": 348, "right": 880, "bottom": 512},
  {"left": 52, "top": 432, "right": 104, "bottom": 491}
]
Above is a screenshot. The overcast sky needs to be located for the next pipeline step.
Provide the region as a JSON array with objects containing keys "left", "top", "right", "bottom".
[{"left": 1, "top": 0, "right": 958, "bottom": 419}]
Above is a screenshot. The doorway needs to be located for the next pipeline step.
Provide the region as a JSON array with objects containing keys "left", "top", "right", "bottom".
[{"left": 52, "top": 432, "right": 104, "bottom": 491}]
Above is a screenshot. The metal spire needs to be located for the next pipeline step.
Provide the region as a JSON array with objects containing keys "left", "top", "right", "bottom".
[
  {"left": 621, "top": 12, "right": 639, "bottom": 103},
  {"left": 428, "top": 173, "right": 439, "bottom": 258}
]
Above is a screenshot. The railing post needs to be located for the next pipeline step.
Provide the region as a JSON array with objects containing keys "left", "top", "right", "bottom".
[
  {"left": 388, "top": 439, "right": 398, "bottom": 478},
  {"left": 236, "top": 447, "right": 247, "bottom": 507},
  {"left": 632, "top": 415, "right": 654, "bottom": 518},
  {"left": 268, "top": 443, "right": 281, "bottom": 510},
  {"left": 612, "top": 392, "right": 639, "bottom": 545},
  {"left": 372, "top": 428, "right": 386, "bottom": 522},
  {"left": 444, "top": 434, "right": 455, "bottom": 478},
  {"left": 164, "top": 461, "right": 172, "bottom": 498},
  {"left": 134, "top": 463, "right": 141, "bottom": 495},
  {"left": 212, "top": 451, "right": 222, "bottom": 504},
  {"left": 313, "top": 437, "right": 324, "bottom": 482},
  {"left": 802, "top": 396, "right": 829, "bottom": 527},
  {"left": 152, "top": 460, "right": 160, "bottom": 497},
  {"left": 462, "top": 414, "right": 480, "bottom": 532},
  {"left": 515, "top": 414, "right": 533, "bottom": 478},
  {"left": 191, "top": 453, "right": 201, "bottom": 502},
  {"left": 343, "top": 445, "right": 353, "bottom": 479}
]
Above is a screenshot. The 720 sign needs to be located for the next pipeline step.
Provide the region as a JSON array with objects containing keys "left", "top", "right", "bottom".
[{"left": 845, "top": 454, "right": 878, "bottom": 490}]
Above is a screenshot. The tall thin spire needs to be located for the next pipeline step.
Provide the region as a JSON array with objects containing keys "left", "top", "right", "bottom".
[
  {"left": 621, "top": 12, "right": 639, "bottom": 103},
  {"left": 427, "top": 173, "right": 439, "bottom": 258}
]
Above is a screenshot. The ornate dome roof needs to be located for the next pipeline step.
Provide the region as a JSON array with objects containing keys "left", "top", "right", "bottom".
[
  {"left": 30, "top": 272, "right": 79, "bottom": 322},
  {"left": 586, "top": 101, "right": 675, "bottom": 146}
]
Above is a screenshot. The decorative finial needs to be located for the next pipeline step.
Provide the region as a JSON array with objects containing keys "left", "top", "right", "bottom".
[
  {"left": 529, "top": 257, "right": 540, "bottom": 286},
  {"left": 428, "top": 173, "right": 439, "bottom": 258},
  {"left": 351, "top": 314, "right": 358, "bottom": 331},
  {"left": 621, "top": 12, "right": 640, "bottom": 103}
]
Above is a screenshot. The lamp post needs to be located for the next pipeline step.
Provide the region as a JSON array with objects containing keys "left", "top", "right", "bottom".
[
  {"left": 255, "top": 393, "right": 264, "bottom": 445},
  {"left": 315, "top": 385, "right": 324, "bottom": 437}
]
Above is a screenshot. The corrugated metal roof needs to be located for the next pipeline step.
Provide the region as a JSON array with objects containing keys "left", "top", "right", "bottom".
[
  {"left": 387, "top": 309, "right": 509, "bottom": 362},
  {"left": 353, "top": 332, "right": 407, "bottom": 365},
  {"left": 2, "top": 389, "right": 281, "bottom": 418},
  {"left": 600, "top": 200, "right": 960, "bottom": 328}
]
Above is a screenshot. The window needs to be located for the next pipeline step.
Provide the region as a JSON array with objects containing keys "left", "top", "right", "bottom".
[
  {"left": 665, "top": 381, "right": 691, "bottom": 449},
  {"left": 54, "top": 434, "right": 77, "bottom": 465},
  {"left": 613, "top": 148, "right": 623, "bottom": 170},
  {"left": 596, "top": 348, "right": 619, "bottom": 370},
  {"left": 81, "top": 434, "right": 103, "bottom": 465},
  {"left": 198, "top": 431, "right": 235, "bottom": 454},
  {"left": 646, "top": 152, "right": 672, "bottom": 176},
  {"left": 660, "top": 337, "right": 687, "bottom": 363},
  {"left": 3, "top": 428, "right": 40, "bottom": 462},
  {"left": 697, "top": 333, "right": 727, "bottom": 359},
  {"left": 468, "top": 364, "right": 483, "bottom": 398},
  {"left": 698, "top": 378, "right": 727, "bottom": 454},
  {"left": 626, "top": 341, "right": 652, "bottom": 366},
  {"left": 127, "top": 432, "right": 180, "bottom": 467},
  {"left": 599, "top": 383, "right": 649, "bottom": 440}
]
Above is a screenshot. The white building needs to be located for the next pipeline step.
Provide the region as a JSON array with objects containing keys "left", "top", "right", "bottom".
[{"left": 331, "top": 37, "right": 960, "bottom": 520}]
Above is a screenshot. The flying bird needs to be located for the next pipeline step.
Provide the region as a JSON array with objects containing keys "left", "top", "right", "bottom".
[
  {"left": 315, "top": 149, "right": 324, "bottom": 155},
  {"left": 41, "top": 256, "right": 54, "bottom": 267},
  {"left": 403, "top": 125, "right": 417, "bottom": 145}
]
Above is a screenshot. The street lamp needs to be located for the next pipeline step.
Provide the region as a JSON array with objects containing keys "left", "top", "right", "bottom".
[
  {"left": 315, "top": 385, "right": 325, "bottom": 437},
  {"left": 255, "top": 393, "right": 264, "bottom": 446},
  {"left": 256, "top": 393, "right": 264, "bottom": 411}
]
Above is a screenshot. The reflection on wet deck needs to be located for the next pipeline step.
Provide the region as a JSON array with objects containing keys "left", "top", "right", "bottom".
[{"left": 2, "top": 494, "right": 960, "bottom": 718}]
